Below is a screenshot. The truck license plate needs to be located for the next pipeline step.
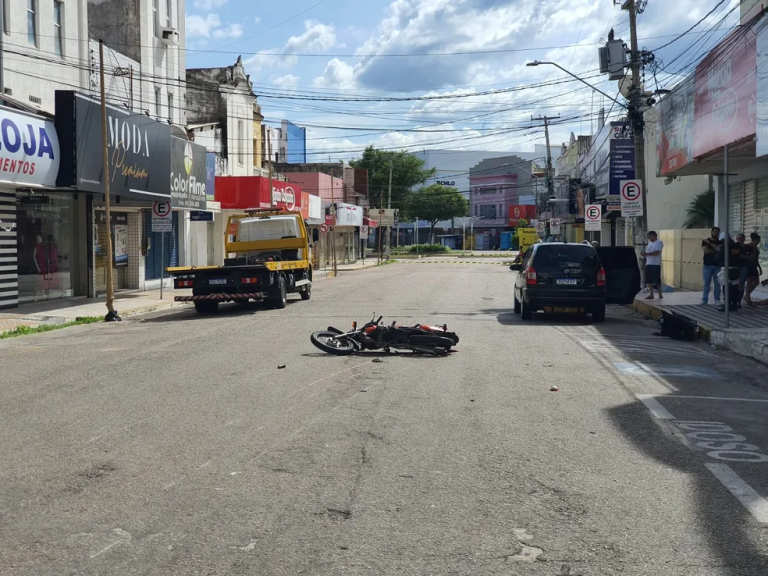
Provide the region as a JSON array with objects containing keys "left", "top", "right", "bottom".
[
  {"left": 556, "top": 278, "right": 578, "bottom": 285},
  {"left": 209, "top": 279, "right": 227, "bottom": 285}
]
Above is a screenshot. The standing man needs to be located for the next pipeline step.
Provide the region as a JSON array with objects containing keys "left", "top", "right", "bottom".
[
  {"left": 700, "top": 227, "right": 722, "bottom": 306},
  {"left": 641, "top": 231, "right": 664, "bottom": 300},
  {"left": 735, "top": 233, "right": 748, "bottom": 298}
]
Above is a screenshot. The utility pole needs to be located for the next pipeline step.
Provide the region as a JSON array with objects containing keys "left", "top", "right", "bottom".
[
  {"left": 386, "top": 161, "right": 393, "bottom": 258},
  {"left": 378, "top": 189, "right": 384, "bottom": 264},
  {"left": 99, "top": 40, "right": 118, "bottom": 321},
  {"left": 267, "top": 133, "right": 274, "bottom": 208},
  {"left": 624, "top": 0, "right": 649, "bottom": 247},
  {"left": 533, "top": 115, "right": 558, "bottom": 222}
]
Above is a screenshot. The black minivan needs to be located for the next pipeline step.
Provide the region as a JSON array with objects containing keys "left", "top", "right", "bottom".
[{"left": 511, "top": 243, "right": 641, "bottom": 322}]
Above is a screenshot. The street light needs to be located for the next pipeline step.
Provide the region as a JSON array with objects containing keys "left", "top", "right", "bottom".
[{"left": 526, "top": 61, "right": 627, "bottom": 109}]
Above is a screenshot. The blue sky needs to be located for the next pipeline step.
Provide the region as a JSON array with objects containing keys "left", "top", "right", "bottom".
[{"left": 184, "top": 0, "right": 740, "bottom": 162}]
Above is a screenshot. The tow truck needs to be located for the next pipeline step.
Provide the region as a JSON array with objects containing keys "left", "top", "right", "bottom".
[{"left": 167, "top": 208, "right": 318, "bottom": 314}]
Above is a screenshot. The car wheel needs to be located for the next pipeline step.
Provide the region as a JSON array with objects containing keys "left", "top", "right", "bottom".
[
  {"left": 520, "top": 297, "right": 532, "bottom": 320},
  {"left": 300, "top": 284, "right": 311, "bottom": 300},
  {"left": 513, "top": 291, "right": 521, "bottom": 314},
  {"left": 592, "top": 305, "right": 606, "bottom": 322}
]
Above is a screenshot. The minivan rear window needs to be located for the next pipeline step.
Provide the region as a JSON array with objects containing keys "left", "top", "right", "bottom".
[{"left": 532, "top": 245, "right": 600, "bottom": 272}]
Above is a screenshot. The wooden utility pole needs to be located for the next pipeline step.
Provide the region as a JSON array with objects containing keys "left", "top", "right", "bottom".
[
  {"left": 99, "top": 40, "right": 117, "bottom": 321},
  {"left": 623, "top": 0, "right": 649, "bottom": 245}
]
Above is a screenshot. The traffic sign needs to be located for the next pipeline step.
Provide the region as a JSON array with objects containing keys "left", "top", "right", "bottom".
[
  {"left": 152, "top": 201, "right": 172, "bottom": 232},
  {"left": 325, "top": 214, "right": 334, "bottom": 226},
  {"left": 549, "top": 218, "right": 561, "bottom": 234},
  {"left": 360, "top": 224, "right": 369, "bottom": 239},
  {"left": 620, "top": 179, "right": 643, "bottom": 217},
  {"left": 585, "top": 204, "right": 602, "bottom": 232},
  {"left": 320, "top": 223, "right": 329, "bottom": 233},
  {"left": 535, "top": 221, "right": 545, "bottom": 236}
]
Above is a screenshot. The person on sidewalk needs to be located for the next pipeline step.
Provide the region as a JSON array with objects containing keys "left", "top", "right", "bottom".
[
  {"left": 743, "top": 233, "right": 763, "bottom": 306},
  {"left": 700, "top": 227, "right": 722, "bottom": 306},
  {"left": 641, "top": 231, "right": 663, "bottom": 300},
  {"left": 736, "top": 233, "right": 748, "bottom": 296},
  {"left": 715, "top": 235, "right": 743, "bottom": 312}
]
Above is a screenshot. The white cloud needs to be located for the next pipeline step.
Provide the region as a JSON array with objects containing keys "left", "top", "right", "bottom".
[
  {"left": 284, "top": 20, "right": 337, "bottom": 53},
  {"left": 186, "top": 14, "right": 222, "bottom": 38},
  {"left": 213, "top": 23, "right": 243, "bottom": 39},
  {"left": 271, "top": 74, "right": 301, "bottom": 88},
  {"left": 193, "top": 0, "right": 228, "bottom": 9},
  {"left": 254, "top": 17, "right": 261, "bottom": 25},
  {"left": 313, "top": 58, "right": 357, "bottom": 89}
]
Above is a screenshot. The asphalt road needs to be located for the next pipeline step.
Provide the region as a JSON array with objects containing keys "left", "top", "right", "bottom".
[{"left": 2, "top": 262, "right": 768, "bottom": 575}]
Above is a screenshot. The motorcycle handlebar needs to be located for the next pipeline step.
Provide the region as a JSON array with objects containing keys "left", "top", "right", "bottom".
[{"left": 375, "top": 316, "right": 383, "bottom": 324}]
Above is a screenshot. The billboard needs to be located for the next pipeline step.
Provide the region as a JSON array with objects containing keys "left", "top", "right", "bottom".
[
  {"left": 215, "top": 176, "right": 303, "bottom": 211},
  {"left": 170, "top": 138, "right": 208, "bottom": 210},
  {"left": 657, "top": 74, "right": 696, "bottom": 175},
  {"left": 508, "top": 204, "right": 536, "bottom": 227},
  {"left": 0, "top": 107, "right": 59, "bottom": 187},
  {"left": 693, "top": 26, "right": 757, "bottom": 158}
]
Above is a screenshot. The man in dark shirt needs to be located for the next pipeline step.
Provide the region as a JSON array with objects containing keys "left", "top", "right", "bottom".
[{"left": 700, "top": 227, "right": 722, "bottom": 306}]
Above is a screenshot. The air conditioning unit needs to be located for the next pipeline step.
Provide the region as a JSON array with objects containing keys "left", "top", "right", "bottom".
[{"left": 160, "top": 27, "right": 179, "bottom": 46}]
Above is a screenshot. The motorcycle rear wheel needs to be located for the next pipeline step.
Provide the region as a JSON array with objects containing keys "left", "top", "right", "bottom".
[{"left": 310, "top": 331, "right": 357, "bottom": 355}]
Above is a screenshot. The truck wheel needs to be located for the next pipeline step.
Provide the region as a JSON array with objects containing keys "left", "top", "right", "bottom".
[
  {"left": 194, "top": 300, "right": 219, "bottom": 314},
  {"left": 272, "top": 276, "right": 287, "bottom": 309},
  {"left": 300, "top": 284, "right": 311, "bottom": 300}
]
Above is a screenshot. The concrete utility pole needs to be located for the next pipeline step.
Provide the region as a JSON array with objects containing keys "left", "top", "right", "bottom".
[
  {"left": 386, "top": 161, "right": 393, "bottom": 258},
  {"left": 624, "top": 0, "right": 649, "bottom": 246},
  {"left": 267, "top": 134, "right": 274, "bottom": 208},
  {"left": 99, "top": 40, "right": 118, "bottom": 321},
  {"left": 533, "top": 115, "right": 558, "bottom": 219}
]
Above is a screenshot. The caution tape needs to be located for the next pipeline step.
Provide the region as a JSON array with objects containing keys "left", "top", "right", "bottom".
[{"left": 396, "top": 260, "right": 511, "bottom": 265}]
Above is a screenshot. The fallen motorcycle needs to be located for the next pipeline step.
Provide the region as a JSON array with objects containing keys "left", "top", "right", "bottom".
[{"left": 310, "top": 315, "right": 459, "bottom": 356}]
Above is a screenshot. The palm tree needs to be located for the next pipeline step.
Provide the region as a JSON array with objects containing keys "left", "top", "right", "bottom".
[{"left": 684, "top": 189, "right": 715, "bottom": 229}]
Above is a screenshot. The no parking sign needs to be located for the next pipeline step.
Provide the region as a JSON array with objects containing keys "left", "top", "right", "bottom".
[
  {"left": 620, "top": 180, "right": 643, "bottom": 217},
  {"left": 585, "top": 204, "right": 602, "bottom": 232}
]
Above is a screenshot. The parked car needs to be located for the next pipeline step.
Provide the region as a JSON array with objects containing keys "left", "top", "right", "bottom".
[{"left": 512, "top": 243, "right": 640, "bottom": 322}]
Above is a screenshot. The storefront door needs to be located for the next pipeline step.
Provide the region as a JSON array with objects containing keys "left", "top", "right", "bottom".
[
  {"left": 144, "top": 211, "right": 179, "bottom": 279},
  {"left": 16, "top": 194, "right": 75, "bottom": 303},
  {"left": 95, "top": 211, "right": 130, "bottom": 294}
]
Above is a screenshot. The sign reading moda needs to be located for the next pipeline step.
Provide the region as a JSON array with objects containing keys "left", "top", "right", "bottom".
[
  {"left": 170, "top": 137, "right": 207, "bottom": 210},
  {"left": 54, "top": 91, "right": 171, "bottom": 201},
  {"left": 0, "top": 106, "right": 59, "bottom": 187}
]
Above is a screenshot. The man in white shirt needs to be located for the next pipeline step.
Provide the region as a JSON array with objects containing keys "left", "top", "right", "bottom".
[{"left": 641, "top": 231, "right": 664, "bottom": 300}]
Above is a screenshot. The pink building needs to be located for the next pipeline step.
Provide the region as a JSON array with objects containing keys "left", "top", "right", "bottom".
[{"left": 286, "top": 172, "right": 344, "bottom": 202}]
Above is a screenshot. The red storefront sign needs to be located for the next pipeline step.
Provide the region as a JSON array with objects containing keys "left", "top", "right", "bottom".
[
  {"left": 508, "top": 204, "right": 536, "bottom": 227},
  {"left": 215, "top": 176, "right": 302, "bottom": 211},
  {"left": 693, "top": 27, "right": 758, "bottom": 158},
  {"left": 300, "top": 192, "right": 310, "bottom": 220}
]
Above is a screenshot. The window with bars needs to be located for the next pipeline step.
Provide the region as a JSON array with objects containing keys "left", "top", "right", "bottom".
[
  {"left": 53, "top": 0, "right": 63, "bottom": 56},
  {"left": 152, "top": 0, "right": 158, "bottom": 36},
  {"left": 155, "top": 88, "right": 162, "bottom": 119},
  {"left": 165, "top": 0, "right": 171, "bottom": 27},
  {"left": 167, "top": 93, "right": 173, "bottom": 123}
]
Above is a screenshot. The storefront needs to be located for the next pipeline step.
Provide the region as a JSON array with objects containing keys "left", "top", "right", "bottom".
[
  {"left": 54, "top": 91, "right": 187, "bottom": 294},
  {"left": 0, "top": 105, "right": 74, "bottom": 309},
  {"left": 333, "top": 202, "right": 363, "bottom": 263}
]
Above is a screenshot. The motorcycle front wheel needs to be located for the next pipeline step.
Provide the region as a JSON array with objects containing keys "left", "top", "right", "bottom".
[{"left": 310, "top": 331, "right": 357, "bottom": 355}]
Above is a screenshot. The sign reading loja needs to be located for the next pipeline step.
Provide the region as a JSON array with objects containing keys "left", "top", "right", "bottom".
[{"left": 0, "top": 110, "right": 59, "bottom": 186}]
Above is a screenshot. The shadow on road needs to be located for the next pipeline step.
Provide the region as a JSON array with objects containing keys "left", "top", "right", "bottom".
[
  {"left": 484, "top": 307, "right": 610, "bottom": 327},
  {"left": 138, "top": 300, "right": 302, "bottom": 323},
  {"left": 607, "top": 400, "right": 768, "bottom": 575}
]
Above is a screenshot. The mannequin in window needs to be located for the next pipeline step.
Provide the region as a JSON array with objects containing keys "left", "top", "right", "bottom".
[{"left": 34, "top": 234, "right": 60, "bottom": 288}]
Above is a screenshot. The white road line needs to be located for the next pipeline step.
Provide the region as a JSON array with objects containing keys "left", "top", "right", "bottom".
[
  {"left": 635, "top": 394, "right": 676, "bottom": 419},
  {"left": 705, "top": 463, "right": 768, "bottom": 524},
  {"left": 670, "top": 395, "right": 768, "bottom": 403},
  {"left": 89, "top": 539, "right": 123, "bottom": 559}
]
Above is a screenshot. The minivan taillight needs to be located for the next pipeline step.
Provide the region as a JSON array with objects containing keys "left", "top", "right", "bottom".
[
  {"left": 525, "top": 266, "right": 537, "bottom": 285},
  {"left": 597, "top": 268, "right": 606, "bottom": 287}
]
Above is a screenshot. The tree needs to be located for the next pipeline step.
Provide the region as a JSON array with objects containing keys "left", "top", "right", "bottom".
[
  {"left": 406, "top": 185, "right": 469, "bottom": 243},
  {"left": 350, "top": 146, "right": 436, "bottom": 211},
  {"left": 684, "top": 189, "right": 715, "bottom": 229}
]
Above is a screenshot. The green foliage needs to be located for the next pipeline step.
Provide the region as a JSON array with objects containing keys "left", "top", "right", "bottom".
[
  {"left": 392, "top": 244, "right": 452, "bottom": 255},
  {"left": 0, "top": 316, "right": 102, "bottom": 339},
  {"left": 349, "top": 146, "right": 436, "bottom": 211},
  {"left": 405, "top": 185, "right": 469, "bottom": 242},
  {"left": 684, "top": 189, "right": 715, "bottom": 229}
]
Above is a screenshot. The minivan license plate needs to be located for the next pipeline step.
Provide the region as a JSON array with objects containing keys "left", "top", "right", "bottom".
[
  {"left": 209, "top": 279, "right": 227, "bottom": 285},
  {"left": 556, "top": 278, "right": 578, "bottom": 285}
]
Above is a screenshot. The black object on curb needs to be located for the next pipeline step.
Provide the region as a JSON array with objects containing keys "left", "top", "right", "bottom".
[
  {"left": 278, "top": 365, "right": 286, "bottom": 369},
  {"left": 105, "top": 310, "right": 122, "bottom": 322}
]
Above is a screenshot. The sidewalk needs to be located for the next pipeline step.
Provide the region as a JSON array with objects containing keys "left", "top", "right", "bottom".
[
  {"left": 632, "top": 287, "right": 768, "bottom": 366},
  {"left": 0, "top": 288, "right": 192, "bottom": 333}
]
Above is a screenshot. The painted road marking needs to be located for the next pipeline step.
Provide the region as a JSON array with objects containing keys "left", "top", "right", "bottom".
[
  {"left": 705, "top": 463, "right": 768, "bottom": 523},
  {"left": 635, "top": 398, "right": 768, "bottom": 523},
  {"left": 615, "top": 363, "right": 721, "bottom": 378},
  {"left": 669, "top": 395, "right": 768, "bottom": 403},
  {"left": 674, "top": 421, "right": 768, "bottom": 463},
  {"left": 635, "top": 394, "right": 676, "bottom": 419},
  {"left": 582, "top": 340, "right": 713, "bottom": 357}
]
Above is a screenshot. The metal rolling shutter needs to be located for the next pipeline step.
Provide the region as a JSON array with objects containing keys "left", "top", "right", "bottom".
[
  {"left": 0, "top": 192, "right": 18, "bottom": 309},
  {"left": 206, "top": 221, "right": 214, "bottom": 265},
  {"left": 743, "top": 179, "right": 758, "bottom": 233},
  {"left": 728, "top": 182, "right": 743, "bottom": 235}
]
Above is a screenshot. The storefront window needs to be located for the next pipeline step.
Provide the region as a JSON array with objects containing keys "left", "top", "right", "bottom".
[
  {"left": 95, "top": 211, "right": 131, "bottom": 294},
  {"left": 16, "top": 194, "right": 75, "bottom": 303}
]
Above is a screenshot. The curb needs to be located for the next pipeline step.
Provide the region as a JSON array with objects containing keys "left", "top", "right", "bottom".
[{"left": 632, "top": 299, "right": 714, "bottom": 341}]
